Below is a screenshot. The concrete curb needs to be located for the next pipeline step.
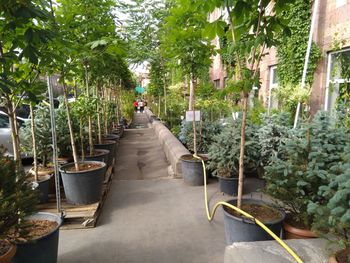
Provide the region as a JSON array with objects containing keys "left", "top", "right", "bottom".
[
  {"left": 224, "top": 238, "right": 332, "bottom": 263},
  {"left": 144, "top": 108, "right": 190, "bottom": 178}
]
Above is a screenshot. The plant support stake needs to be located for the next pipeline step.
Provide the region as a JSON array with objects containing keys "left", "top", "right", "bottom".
[
  {"left": 47, "top": 75, "right": 61, "bottom": 213},
  {"left": 293, "top": 0, "right": 320, "bottom": 128}
]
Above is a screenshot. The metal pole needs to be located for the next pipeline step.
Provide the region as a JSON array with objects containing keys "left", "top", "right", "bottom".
[
  {"left": 47, "top": 75, "right": 61, "bottom": 213},
  {"left": 293, "top": 0, "right": 320, "bottom": 128}
]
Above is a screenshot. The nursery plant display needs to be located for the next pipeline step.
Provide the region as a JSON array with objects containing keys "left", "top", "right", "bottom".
[
  {"left": 264, "top": 111, "right": 349, "bottom": 239},
  {"left": 207, "top": 120, "right": 260, "bottom": 196}
]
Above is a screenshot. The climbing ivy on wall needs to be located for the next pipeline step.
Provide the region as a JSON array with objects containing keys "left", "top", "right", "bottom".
[{"left": 276, "top": 0, "right": 321, "bottom": 86}]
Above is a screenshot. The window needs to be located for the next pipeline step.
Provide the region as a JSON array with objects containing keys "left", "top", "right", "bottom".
[
  {"left": 336, "top": 0, "right": 347, "bottom": 8},
  {"left": 214, "top": 79, "right": 220, "bottom": 89},
  {"left": 268, "top": 65, "right": 279, "bottom": 113},
  {"left": 325, "top": 48, "right": 350, "bottom": 110}
]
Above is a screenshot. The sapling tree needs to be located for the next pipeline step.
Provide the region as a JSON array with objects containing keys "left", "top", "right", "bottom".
[
  {"left": 202, "top": 0, "right": 296, "bottom": 208},
  {"left": 0, "top": 0, "right": 54, "bottom": 172},
  {"left": 162, "top": 0, "right": 213, "bottom": 155}
]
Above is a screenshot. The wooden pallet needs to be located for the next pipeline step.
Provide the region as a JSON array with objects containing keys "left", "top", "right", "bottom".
[{"left": 37, "top": 164, "right": 114, "bottom": 230}]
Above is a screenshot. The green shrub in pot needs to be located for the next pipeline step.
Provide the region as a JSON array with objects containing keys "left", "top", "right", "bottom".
[
  {"left": 257, "top": 112, "right": 291, "bottom": 169},
  {"left": 264, "top": 111, "right": 349, "bottom": 231},
  {"left": 0, "top": 146, "right": 38, "bottom": 247},
  {"left": 179, "top": 115, "right": 222, "bottom": 154},
  {"left": 207, "top": 120, "right": 260, "bottom": 178},
  {"left": 307, "top": 145, "right": 350, "bottom": 262}
]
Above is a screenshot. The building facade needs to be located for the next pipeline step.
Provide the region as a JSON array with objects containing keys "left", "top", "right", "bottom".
[{"left": 210, "top": 0, "right": 350, "bottom": 113}]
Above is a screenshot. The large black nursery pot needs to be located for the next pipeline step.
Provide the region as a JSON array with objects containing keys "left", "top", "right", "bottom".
[
  {"left": 94, "top": 140, "right": 116, "bottom": 167},
  {"left": 34, "top": 174, "right": 52, "bottom": 203},
  {"left": 180, "top": 154, "right": 207, "bottom": 186},
  {"left": 60, "top": 161, "right": 106, "bottom": 205},
  {"left": 82, "top": 149, "right": 110, "bottom": 165},
  {"left": 218, "top": 176, "right": 238, "bottom": 196},
  {"left": 103, "top": 134, "right": 119, "bottom": 142},
  {"left": 13, "top": 212, "right": 62, "bottom": 263},
  {"left": 223, "top": 199, "right": 285, "bottom": 245}
]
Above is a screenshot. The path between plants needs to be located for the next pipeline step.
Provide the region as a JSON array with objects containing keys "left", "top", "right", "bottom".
[{"left": 58, "top": 112, "right": 227, "bottom": 263}]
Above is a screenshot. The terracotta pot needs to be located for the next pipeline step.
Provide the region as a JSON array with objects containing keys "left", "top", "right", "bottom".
[
  {"left": 0, "top": 242, "right": 17, "bottom": 263},
  {"left": 329, "top": 256, "right": 337, "bottom": 263},
  {"left": 283, "top": 222, "right": 317, "bottom": 239}
]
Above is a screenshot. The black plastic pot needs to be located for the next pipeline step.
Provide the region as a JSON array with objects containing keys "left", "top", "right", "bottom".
[
  {"left": 13, "top": 212, "right": 62, "bottom": 263},
  {"left": 223, "top": 199, "right": 285, "bottom": 244},
  {"left": 81, "top": 149, "right": 110, "bottom": 165},
  {"left": 60, "top": 161, "right": 106, "bottom": 205},
  {"left": 36, "top": 175, "right": 52, "bottom": 203},
  {"left": 218, "top": 177, "right": 238, "bottom": 196},
  {"left": 103, "top": 134, "right": 119, "bottom": 141},
  {"left": 180, "top": 154, "right": 207, "bottom": 186},
  {"left": 94, "top": 140, "right": 116, "bottom": 167}
]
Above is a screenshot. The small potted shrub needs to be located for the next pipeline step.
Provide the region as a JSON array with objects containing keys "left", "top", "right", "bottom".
[
  {"left": 21, "top": 103, "right": 54, "bottom": 202},
  {"left": 264, "top": 111, "right": 348, "bottom": 239},
  {"left": 207, "top": 120, "right": 260, "bottom": 195},
  {"left": 0, "top": 147, "right": 62, "bottom": 263},
  {"left": 307, "top": 149, "right": 350, "bottom": 262}
]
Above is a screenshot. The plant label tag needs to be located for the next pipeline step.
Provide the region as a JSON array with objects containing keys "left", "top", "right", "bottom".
[{"left": 185, "top": 111, "right": 200, "bottom": 122}]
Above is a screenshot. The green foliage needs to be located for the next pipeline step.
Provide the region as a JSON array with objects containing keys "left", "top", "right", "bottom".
[
  {"left": 257, "top": 112, "right": 292, "bottom": 168},
  {"left": 179, "top": 117, "right": 222, "bottom": 154},
  {"left": 276, "top": 0, "right": 321, "bottom": 86},
  {"left": 120, "top": 90, "right": 135, "bottom": 122},
  {"left": 307, "top": 146, "right": 350, "bottom": 257},
  {"left": 248, "top": 98, "right": 266, "bottom": 125},
  {"left": 272, "top": 83, "right": 311, "bottom": 117},
  {"left": 264, "top": 111, "right": 349, "bottom": 227},
  {"left": 21, "top": 103, "right": 52, "bottom": 167},
  {"left": 207, "top": 120, "right": 260, "bottom": 178},
  {"left": 162, "top": 0, "right": 213, "bottom": 79},
  {"left": 0, "top": 147, "right": 38, "bottom": 242}
]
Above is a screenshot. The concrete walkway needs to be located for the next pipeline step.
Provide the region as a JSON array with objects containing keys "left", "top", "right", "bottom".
[{"left": 58, "top": 113, "right": 227, "bottom": 263}]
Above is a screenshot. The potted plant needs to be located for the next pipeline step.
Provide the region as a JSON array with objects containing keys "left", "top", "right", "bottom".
[
  {"left": 202, "top": 0, "right": 295, "bottom": 244},
  {"left": 264, "top": 111, "right": 348, "bottom": 239},
  {"left": 308, "top": 148, "right": 350, "bottom": 263},
  {"left": 207, "top": 120, "right": 260, "bottom": 196},
  {"left": 21, "top": 102, "right": 54, "bottom": 202},
  {"left": 0, "top": 147, "right": 62, "bottom": 263}
]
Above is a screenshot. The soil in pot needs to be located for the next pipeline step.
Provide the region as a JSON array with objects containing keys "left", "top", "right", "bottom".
[
  {"left": 13, "top": 212, "right": 62, "bottom": 263},
  {"left": 81, "top": 149, "right": 110, "bottom": 165},
  {"left": 65, "top": 162, "right": 103, "bottom": 172},
  {"left": 283, "top": 216, "right": 317, "bottom": 239},
  {"left": 60, "top": 161, "right": 106, "bottom": 205},
  {"left": 20, "top": 220, "right": 58, "bottom": 241},
  {"left": 223, "top": 199, "right": 285, "bottom": 244},
  {"left": 330, "top": 249, "right": 350, "bottom": 263},
  {"left": 0, "top": 240, "right": 16, "bottom": 263}
]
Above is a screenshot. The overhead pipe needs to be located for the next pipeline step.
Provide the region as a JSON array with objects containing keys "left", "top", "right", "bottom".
[{"left": 293, "top": 0, "right": 320, "bottom": 128}]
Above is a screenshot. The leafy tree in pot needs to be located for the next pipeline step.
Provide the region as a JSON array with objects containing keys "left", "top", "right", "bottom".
[
  {"left": 207, "top": 119, "right": 260, "bottom": 178},
  {"left": 264, "top": 111, "right": 349, "bottom": 228}
]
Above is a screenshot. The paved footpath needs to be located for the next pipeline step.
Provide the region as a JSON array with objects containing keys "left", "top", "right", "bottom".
[{"left": 58, "top": 112, "right": 227, "bottom": 263}]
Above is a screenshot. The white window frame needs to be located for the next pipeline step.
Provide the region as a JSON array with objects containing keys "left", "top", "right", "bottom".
[
  {"left": 268, "top": 65, "right": 278, "bottom": 114},
  {"left": 324, "top": 47, "right": 350, "bottom": 111}
]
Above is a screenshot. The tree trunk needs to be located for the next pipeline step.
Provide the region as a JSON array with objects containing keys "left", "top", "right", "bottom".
[
  {"left": 63, "top": 84, "right": 79, "bottom": 171},
  {"left": 237, "top": 94, "right": 248, "bottom": 209},
  {"left": 190, "top": 74, "right": 197, "bottom": 155},
  {"left": 164, "top": 73, "right": 167, "bottom": 116},
  {"left": 6, "top": 99, "right": 22, "bottom": 173},
  {"left": 30, "top": 104, "right": 38, "bottom": 181},
  {"left": 80, "top": 118, "right": 85, "bottom": 160},
  {"left": 88, "top": 116, "right": 94, "bottom": 156},
  {"left": 97, "top": 112, "right": 102, "bottom": 144}
]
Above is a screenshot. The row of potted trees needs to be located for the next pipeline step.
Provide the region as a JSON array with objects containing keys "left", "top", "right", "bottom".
[{"left": 179, "top": 109, "right": 349, "bottom": 261}]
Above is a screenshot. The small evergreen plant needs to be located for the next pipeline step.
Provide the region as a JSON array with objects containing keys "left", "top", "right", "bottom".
[{"left": 0, "top": 147, "right": 38, "bottom": 243}]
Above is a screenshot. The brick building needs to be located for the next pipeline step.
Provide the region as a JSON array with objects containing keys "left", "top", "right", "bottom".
[{"left": 210, "top": 1, "right": 350, "bottom": 113}]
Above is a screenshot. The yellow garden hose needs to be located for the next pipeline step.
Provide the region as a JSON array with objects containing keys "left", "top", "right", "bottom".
[{"left": 193, "top": 154, "right": 304, "bottom": 263}]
